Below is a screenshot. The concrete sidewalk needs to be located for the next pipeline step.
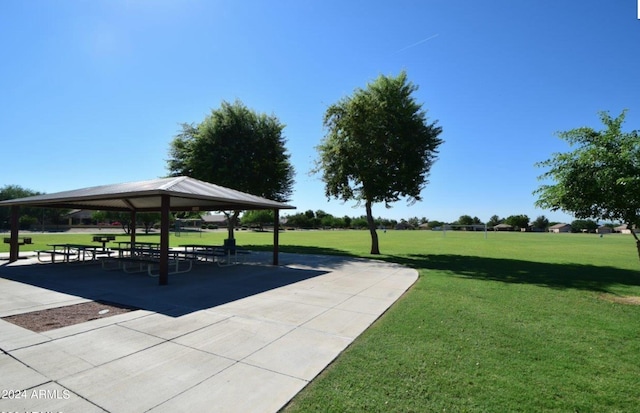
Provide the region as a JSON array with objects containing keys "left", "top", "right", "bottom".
[{"left": 0, "top": 252, "right": 417, "bottom": 413}]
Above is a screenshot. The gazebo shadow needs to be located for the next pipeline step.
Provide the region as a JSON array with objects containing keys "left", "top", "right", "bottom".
[{"left": 0, "top": 260, "right": 329, "bottom": 317}]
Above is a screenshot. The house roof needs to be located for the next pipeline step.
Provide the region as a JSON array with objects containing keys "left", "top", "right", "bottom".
[
  {"left": 614, "top": 224, "right": 636, "bottom": 231},
  {"left": 549, "top": 223, "right": 571, "bottom": 229},
  {"left": 0, "top": 176, "right": 296, "bottom": 212},
  {"left": 64, "top": 209, "right": 94, "bottom": 218},
  {"left": 202, "top": 214, "right": 227, "bottom": 223},
  {"left": 493, "top": 223, "right": 513, "bottom": 228}
]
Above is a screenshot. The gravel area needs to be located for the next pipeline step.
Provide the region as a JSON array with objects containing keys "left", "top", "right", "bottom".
[{"left": 2, "top": 301, "right": 136, "bottom": 332}]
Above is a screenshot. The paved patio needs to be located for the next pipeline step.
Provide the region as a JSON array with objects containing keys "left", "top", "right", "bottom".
[{"left": 0, "top": 252, "right": 417, "bottom": 413}]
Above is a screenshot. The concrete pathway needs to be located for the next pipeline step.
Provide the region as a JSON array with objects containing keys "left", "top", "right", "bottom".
[{"left": 0, "top": 252, "right": 417, "bottom": 413}]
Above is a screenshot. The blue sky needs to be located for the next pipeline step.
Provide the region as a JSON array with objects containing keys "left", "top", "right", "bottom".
[{"left": 1, "top": 1, "right": 639, "bottom": 224}]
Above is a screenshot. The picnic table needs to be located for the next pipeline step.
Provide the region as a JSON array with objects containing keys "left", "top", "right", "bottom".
[
  {"left": 113, "top": 241, "right": 160, "bottom": 249},
  {"left": 111, "top": 242, "right": 161, "bottom": 258},
  {"left": 102, "top": 248, "right": 192, "bottom": 276},
  {"left": 179, "top": 244, "right": 227, "bottom": 264},
  {"left": 180, "top": 244, "right": 250, "bottom": 266},
  {"left": 36, "top": 243, "right": 114, "bottom": 263}
]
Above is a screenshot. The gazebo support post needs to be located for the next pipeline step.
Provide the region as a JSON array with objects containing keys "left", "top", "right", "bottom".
[
  {"left": 9, "top": 205, "right": 19, "bottom": 262},
  {"left": 130, "top": 210, "right": 136, "bottom": 246},
  {"left": 159, "top": 195, "right": 170, "bottom": 285},
  {"left": 273, "top": 208, "right": 279, "bottom": 266}
]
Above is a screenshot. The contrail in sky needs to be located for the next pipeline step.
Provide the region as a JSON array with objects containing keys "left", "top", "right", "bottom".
[{"left": 394, "top": 33, "right": 440, "bottom": 54}]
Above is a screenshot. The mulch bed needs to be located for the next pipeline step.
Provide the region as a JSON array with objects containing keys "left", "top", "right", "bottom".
[{"left": 2, "top": 301, "right": 137, "bottom": 333}]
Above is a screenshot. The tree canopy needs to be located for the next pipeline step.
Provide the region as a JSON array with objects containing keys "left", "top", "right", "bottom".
[
  {"left": 505, "top": 214, "right": 530, "bottom": 230},
  {"left": 532, "top": 215, "right": 549, "bottom": 230},
  {"left": 570, "top": 219, "right": 598, "bottom": 233},
  {"left": 315, "top": 71, "right": 443, "bottom": 254},
  {"left": 535, "top": 110, "right": 640, "bottom": 261},
  {"left": 167, "top": 100, "right": 295, "bottom": 202},
  {"left": 0, "top": 185, "right": 61, "bottom": 230},
  {"left": 167, "top": 100, "right": 295, "bottom": 239},
  {"left": 487, "top": 215, "right": 504, "bottom": 227}
]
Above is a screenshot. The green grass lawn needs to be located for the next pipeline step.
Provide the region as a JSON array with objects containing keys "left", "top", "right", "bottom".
[
  {"left": 276, "top": 230, "right": 640, "bottom": 412},
  {"left": 3, "top": 229, "right": 640, "bottom": 411}
]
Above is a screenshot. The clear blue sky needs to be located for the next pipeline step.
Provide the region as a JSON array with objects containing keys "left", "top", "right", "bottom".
[{"left": 2, "top": 1, "right": 639, "bottom": 224}]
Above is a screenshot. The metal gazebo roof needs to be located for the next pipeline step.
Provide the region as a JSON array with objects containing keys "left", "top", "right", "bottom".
[{"left": 0, "top": 176, "right": 295, "bottom": 212}]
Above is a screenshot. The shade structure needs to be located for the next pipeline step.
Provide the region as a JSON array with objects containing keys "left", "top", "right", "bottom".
[
  {"left": 0, "top": 176, "right": 295, "bottom": 212},
  {"left": 1, "top": 176, "right": 296, "bottom": 284}
]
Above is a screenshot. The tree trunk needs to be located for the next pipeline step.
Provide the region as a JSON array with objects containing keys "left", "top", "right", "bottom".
[
  {"left": 365, "top": 200, "right": 380, "bottom": 255},
  {"left": 627, "top": 223, "right": 640, "bottom": 265},
  {"left": 225, "top": 210, "right": 240, "bottom": 240}
]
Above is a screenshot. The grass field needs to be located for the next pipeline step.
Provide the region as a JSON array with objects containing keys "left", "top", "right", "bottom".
[{"left": 2, "top": 229, "right": 640, "bottom": 411}]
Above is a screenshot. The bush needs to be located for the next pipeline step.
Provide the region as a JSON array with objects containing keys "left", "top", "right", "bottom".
[{"left": 19, "top": 215, "right": 38, "bottom": 230}]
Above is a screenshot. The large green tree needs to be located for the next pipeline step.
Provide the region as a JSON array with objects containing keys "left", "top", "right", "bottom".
[
  {"left": 456, "top": 215, "right": 475, "bottom": 226},
  {"left": 167, "top": 100, "right": 295, "bottom": 240},
  {"left": 487, "top": 215, "right": 503, "bottom": 227},
  {"left": 315, "top": 71, "right": 443, "bottom": 254},
  {"left": 241, "top": 210, "right": 274, "bottom": 230},
  {"left": 532, "top": 215, "right": 550, "bottom": 231},
  {"left": 571, "top": 219, "right": 598, "bottom": 233},
  {"left": 0, "top": 185, "right": 61, "bottom": 230},
  {"left": 505, "top": 214, "right": 530, "bottom": 230},
  {"left": 535, "top": 110, "right": 640, "bottom": 262}
]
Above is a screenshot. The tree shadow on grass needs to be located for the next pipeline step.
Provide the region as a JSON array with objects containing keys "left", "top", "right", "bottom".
[
  {"left": 241, "top": 245, "right": 640, "bottom": 293},
  {"left": 388, "top": 254, "right": 640, "bottom": 293}
]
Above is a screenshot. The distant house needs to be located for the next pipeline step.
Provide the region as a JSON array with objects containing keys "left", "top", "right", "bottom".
[
  {"left": 418, "top": 223, "right": 431, "bottom": 230},
  {"left": 64, "top": 209, "right": 94, "bottom": 225},
  {"left": 596, "top": 225, "right": 613, "bottom": 234},
  {"left": 202, "top": 214, "right": 227, "bottom": 226},
  {"left": 614, "top": 224, "right": 638, "bottom": 234},
  {"left": 493, "top": 223, "right": 513, "bottom": 232},
  {"left": 549, "top": 223, "right": 571, "bottom": 233}
]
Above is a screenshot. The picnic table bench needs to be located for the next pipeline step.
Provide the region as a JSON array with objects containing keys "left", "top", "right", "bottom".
[{"left": 36, "top": 249, "right": 78, "bottom": 263}]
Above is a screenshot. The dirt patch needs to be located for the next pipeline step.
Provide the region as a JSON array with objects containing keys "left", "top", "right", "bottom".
[
  {"left": 2, "top": 301, "right": 137, "bottom": 332},
  {"left": 599, "top": 294, "right": 640, "bottom": 306}
]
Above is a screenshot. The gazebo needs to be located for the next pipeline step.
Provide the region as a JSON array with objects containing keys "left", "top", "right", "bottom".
[{"left": 0, "top": 176, "right": 295, "bottom": 285}]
